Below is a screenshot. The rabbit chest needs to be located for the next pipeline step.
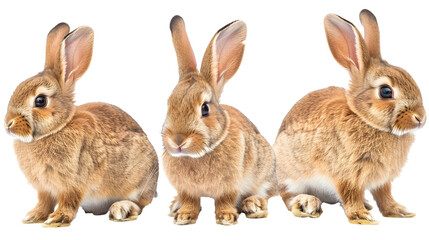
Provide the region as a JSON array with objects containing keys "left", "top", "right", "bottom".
[
  {"left": 163, "top": 134, "right": 247, "bottom": 198},
  {"left": 331, "top": 119, "right": 415, "bottom": 190},
  {"left": 351, "top": 131, "right": 415, "bottom": 190},
  {"left": 163, "top": 153, "right": 242, "bottom": 198},
  {"left": 14, "top": 138, "right": 79, "bottom": 194},
  {"left": 13, "top": 125, "right": 103, "bottom": 194}
]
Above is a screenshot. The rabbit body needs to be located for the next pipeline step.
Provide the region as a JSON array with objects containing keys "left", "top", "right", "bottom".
[
  {"left": 274, "top": 10, "right": 425, "bottom": 224},
  {"left": 275, "top": 86, "right": 414, "bottom": 204},
  {"left": 163, "top": 16, "right": 277, "bottom": 225},
  {"left": 5, "top": 23, "right": 158, "bottom": 227}
]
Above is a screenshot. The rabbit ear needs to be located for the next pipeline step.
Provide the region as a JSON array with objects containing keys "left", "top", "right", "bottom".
[
  {"left": 45, "top": 23, "right": 70, "bottom": 69},
  {"left": 359, "top": 9, "right": 381, "bottom": 58},
  {"left": 55, "top": 26, "right": 94, "bottom": 88},
  {"left": 170, "top": 16, "right": 197, "bottom": 80},
  {"left": 200, "top": 20, "right": 247, "bottom": 99},
  {"left": 324, "top": 14, "right": 369, "bottom": 76}
]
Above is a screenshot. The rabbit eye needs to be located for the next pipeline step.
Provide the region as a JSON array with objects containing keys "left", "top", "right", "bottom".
[
  {"left": 379, "top": 85, "right": 393, "bottom": 99},
  {"left": 201, "top": 102, "right": 210, "bottom": 117},
  {"left": 35, "top": 95, "right": 47, "bottom": 108}
]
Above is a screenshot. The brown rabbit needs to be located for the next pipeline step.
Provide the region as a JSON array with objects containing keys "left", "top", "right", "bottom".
[
  {"left": 4, "top": 23, "right": 159, "bottom": 227},
  {"left": 274, "top": 9, "right": 426, "bottom": 224},
  {"left": 162, "top": 16, "right": 277, "bottom": 225}
]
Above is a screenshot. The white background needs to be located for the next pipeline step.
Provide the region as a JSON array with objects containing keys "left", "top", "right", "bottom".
[{"left": 0, "top": 0, "right": 428, "bottom": 239}]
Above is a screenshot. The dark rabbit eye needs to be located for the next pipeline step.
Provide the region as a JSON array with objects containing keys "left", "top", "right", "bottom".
[
  {"left": 201, "top": 102, "right": 209, "bottom": 117},
  {"left": 35, "top": 95, "right": 47, "bottom": 108},
  {"left": 379, "top": 85, "right": 393, "bottom": 99}
]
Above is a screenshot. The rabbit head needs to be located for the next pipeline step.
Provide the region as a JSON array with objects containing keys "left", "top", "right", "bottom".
[
  {"left": 162, "top": 16, "right": 246, "bottom": 158},
  {"left": 5, "top": 23, "right": 94, "bottom": 142},
  {"left": 324, "top": 9, "right": 426, "bottom": 135}
]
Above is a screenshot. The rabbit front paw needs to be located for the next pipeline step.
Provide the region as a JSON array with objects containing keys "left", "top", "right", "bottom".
[
  {"left": 381, "top": 204, "right": 415, "bottom": 218},
  {"left": 22, "top": 209, "right": 50, "bottom": 224},
  {"left": 216, "top": 209, "right": 238, "bottom": 225},
  {"left": 174, "top": 211, "right": 198, "bottom": 225},
  {"left": 43, "top": 210, "right": 74, "bottom": 227},
  {"left": 347, "top": 209, "right": 378, "bottom": 225}
]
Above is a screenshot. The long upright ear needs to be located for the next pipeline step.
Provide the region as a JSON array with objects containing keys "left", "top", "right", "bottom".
[
  {"left": 55, "top": 26, "right": 94, "bottom": 88},
  {"left": 200, "top": 20, "right": 247, "bottom": 98},
  {"left": 324, "top": 14, "right": 369, "bottom": 76},
  {"left": 359, "top": 9, "right": 381, "bottom": 58},
  {"left": 170, "top": 15, "right": 197, "bottom": 80},
  {"left": 45, "top": 23, "right": 70, "bottom": 69}
]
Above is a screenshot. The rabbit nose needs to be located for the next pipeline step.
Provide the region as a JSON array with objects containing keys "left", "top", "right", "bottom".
[
  {"left": 414, "top": 114, "right": 426, "bottom": 127},
  {"left": 6, "top": 119, "right": 15, "bottom": 129},
  {"left": 414, "top": 115, "right": 421, "bottom": 123},
  {"left": 173, "top": 134, "right": 187, "bottom": 147}
]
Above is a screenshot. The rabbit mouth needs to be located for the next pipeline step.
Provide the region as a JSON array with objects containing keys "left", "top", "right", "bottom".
[
  {"left": 391, "top": 125, "right": 422, "bottom": 136},
  {"left": 162, "top": 129, "right": 213, "bottom": 158},
  {"left": 167, "top": 142, "right": 211, "bottom": 158},
  {"left": 391, "top": 122, "right": 424, "bottom": 136},
  {"left": 168, "top": 149, "right": 209, "bottom": 159},
  {"left": 390, "top": 110, "right": 426, "bottom": 136},
  {"left": 164, "top": 138, "right": 212, "bottom": 158}
]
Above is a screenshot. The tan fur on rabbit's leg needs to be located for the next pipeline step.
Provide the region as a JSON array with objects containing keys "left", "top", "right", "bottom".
[
  {"left": 23, "top": 191, "right": 57, "bottom": 224},
  {"left": 169, "top": 196, "right": 202, "bottom": 218},
  {"left": 338, "top": 183, "right": 378, "bottom": 225},
  {"left": 215, "top": 192, "right": 239, "bottom": 225},
  {"left": 43, "top": 190, "right": 83, "bottom": 227},
  {"left": 240, "top": 195, "right": 268, "bottom": 218},
  {"left": 371, "top": 182, "right": 415, "bottom": 218},
  {"left": 174, "top": 192, "right": 200, "bottom": 225}
]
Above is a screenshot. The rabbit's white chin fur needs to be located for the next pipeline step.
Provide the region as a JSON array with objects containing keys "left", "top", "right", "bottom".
[
  {"left": 169, "top": 147, "right": 211, "bottom": 159},
  {"left": 391, "top": 127, "right": 417, "bottom": 136},
  {"left": 9, "top": 132, "right": 33, "bottom": 143}
]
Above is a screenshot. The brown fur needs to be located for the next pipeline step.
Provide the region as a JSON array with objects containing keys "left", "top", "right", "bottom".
[
  {"left": 274, "top": 9, "right": 425, "bottom": 224},
  {"left": 4, "top": 23, "right": 158, "bottom": 227},
  {"left": 162, "top": 16, "right": 277, "bottom": 225}
]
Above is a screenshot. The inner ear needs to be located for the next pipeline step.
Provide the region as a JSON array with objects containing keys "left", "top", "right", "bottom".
[
  {"left": 215, "top": 21, "right": 247, "bottom": 81},
  {"left": 56, "top": 26, "right": 94, "bottom": 87},
  {"left": 200, "top": 20, "right": 247, "bottom": 99},
  {"left": 324, "top": 14, "right": 369, "bottom": 74}
]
